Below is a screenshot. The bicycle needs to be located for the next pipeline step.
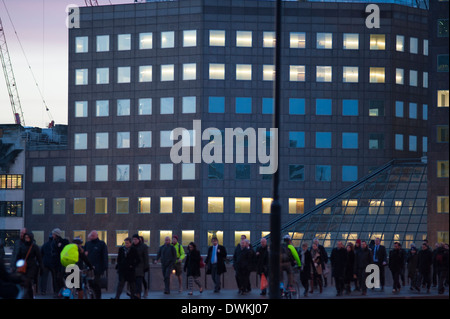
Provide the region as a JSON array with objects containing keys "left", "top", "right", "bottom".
[
  {"left": 280, "top": 267, "right": 300, "bottom": 299},
  {"left": 81, "top": 268, "right": 95, "bottom": 299}
]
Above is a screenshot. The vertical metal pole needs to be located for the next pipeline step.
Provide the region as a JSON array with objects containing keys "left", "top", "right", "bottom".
[{"left": 269, "top": 0, "right": 282, "bottom": 300}]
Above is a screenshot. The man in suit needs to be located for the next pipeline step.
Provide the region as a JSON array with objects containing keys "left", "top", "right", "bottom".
[
  {"left": 205, "top": 236, "right": 227, "bottom": 293},
  {"left": 372, "top": 237, "right": 387, "bottom": 291}
]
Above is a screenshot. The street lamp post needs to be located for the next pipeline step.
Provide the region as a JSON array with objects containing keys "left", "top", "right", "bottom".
[{"left": 269, "top": 0, "right": 282, "bottom": 300}]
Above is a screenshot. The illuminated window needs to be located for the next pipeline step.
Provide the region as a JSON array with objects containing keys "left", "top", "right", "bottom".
[
  {"left": 437, "top": 126, "right": 449, "bottom": 143},
  {"left": 263, "top": 65, "right": 275, "bottom": 81},
  {"left": 116, "top": 197, "right": 129, "bottom": 214},
  {"left": 316, "top": 66, "right": 332, "bottom": 82},
  {"left": 370, "top": 34, "right": 385, "bottom": 50},
  {"left": 182, "top": 197, "right": 195, "bottom": 213},
  {"left": 75, "top": 36, "right": 88, "bottom": 53},
  {"left": 75, "top": 69, "right": 88, "bottom": 85},
  {"left": 263, "top": 32, "right": 275, "bottom": 48},
  {"left": 396, "top": 35, "right": 404, "bottom": 52},
  {"left": 396, "top": 68, "right": 404, "bottom": 85},
  {"left": 138, "top": 197, "right": 151, "bottom": 214},
  {"left": 208, "top": 231, "right": 223, "bottom": 245},
  {"left": 138, "top": 164, "right": 151, "bottom": 181},
  {"left": 95, "top": 198, "right": 107, "bottom": 214},
  {"left": 139, "top": 66, "right": 152, "bottom": 82},
  {"left": 289, "top": 198, "right": 304, "bottom": 214},
  {"left": 236, "top": 31, "right": 252, "bottom": 47},
  {"left": 343, "top": 199, "right": 358, "bottom": 214},
  {"left": 208, "top": 197, "right": 223, "bottom": 213},
  {"left": 437, "top": 232, "right": 449, "bottom": 244},
  {"left": 96, "top": 35, "right": 109, "bottom": 52},
  {"left": 236, "top": 64, "right": 252, "bottom": 80},
  {"left": 369, "top": 67, "right": 385, "bottom": 83},
  {"left": 116, "top": 231, "right": 128, "bottom": 246},
  {"left": 209, "top": 30, "right": 225, "bottom": 46},
  {"left": 161, "top": 31, "right": 174, "bottom": 48},
  {"left": 53, "top": 199, "right": 65, "bottom": 215},
  {"left": 138, "top": 231, "right": 150, "bottom": 246},
  {"left": 139, "top": 32, "right": 152, "bottom": 49},
  {"left": 32, "top": 167, "right": 45, "bottom": 183},
  {"left": 235, "top": 197, "right": 251, "bottom": 213},
  {"left": 160, "top": 197, "right": 173, "bottom": 213},
  {"left": 95, "top": 165, "right": 108, "bottom": 182},
  {"left": 159, "top": 230, "right": 172, "bottom": 245},
  {"left": 290, "top": 32, "right": 305, "bottom": 48},
  {"left": 290, "top": 65, "right": 305, "bottom": 82},
  {"left": 74, "top": 165, "right": 87, "bottom": 182},
  {"left": 234, "top": 231, "right": 251, "bottom": 246},
  {"left": 161, "top": 64, "right": 174, "bottom": 81},
  {"left": 181, "top": 230, "right": 195, "bottom": 246},
  {"left": 343, "top": 66, "right": 358, "bottom": 83},
  {"left": 315, "top": 198, "right": 331, "bottom": 214},
  {"left": 437, "top": 90, "right": 449, "bottom": 107},
  {"left": 437, "top": 196, "right": 449, "bottom": 213},
  {"left": 117, "top": 66, "right": 131, "bottom": 83},
  {"left": 183, "top": 30, "right": 197, "bottom": 47},
  {"left": 32, "top": 199, "right": 45, "bottom": 215},
  {"left": 118, "top": 34, "right": 131, "bottom": 51},
  {"left": 183, "top": 63, "right": 196, "bottom": 80},
  {"left": 74, "top": 198, "right": 86, "bottom": 214},
  {"left": 343, "top": 33, "right": 358, "bottom": 50},
  {"left": 437, "top": 160, "right": 449, "bottom": 178},
  {"left": 262, "top": 198, "right": 273, "bottom": 214},
  {"left": 209, "top": 63, "right": 225, "bottom": 80},
  {"left": 316, "top": 32, "right": 332, "bottom": 49},
  {"left": 69, "top": 129, "right": 85, "bottom": 149}
]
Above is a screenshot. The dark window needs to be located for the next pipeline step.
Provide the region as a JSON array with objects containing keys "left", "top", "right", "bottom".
[
  {"left": 437, "top": 55, "right": 449, "bottom": 72},
  {"left": 438, "top": 19, "right": 449, "bottom": 37},
  {"left": 289, "top": 164, "right": 305, "bottom": 181},
  {"left": 369, "top": 100, "right": 385, "bottom": 117}
]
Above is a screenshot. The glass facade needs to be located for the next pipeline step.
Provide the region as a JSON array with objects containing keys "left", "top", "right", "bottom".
[{"left": 267, "top": 160, "right": 427, "bottom": 252}]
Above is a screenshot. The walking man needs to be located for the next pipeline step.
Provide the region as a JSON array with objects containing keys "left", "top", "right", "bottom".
[
  {"left": 389, "top": 242, "right": 405, "bottom": 293},
  {"left": 85, "top": 230, "right": 109, "bottom": 299},
  {"left": 372, "top": 237, "right": 387, "bottom": 291},
  {"left": 205, "top": 236, "right": 227, "bottom": 293},
  {"left": 172, "top": 235, "right": 186, "bottom": 292},
  {"left": 330, "top": 241, "right": 347, "bottom": 296},
  {"left": 155, "top": 236, "right": 177, "bottom": 294}
]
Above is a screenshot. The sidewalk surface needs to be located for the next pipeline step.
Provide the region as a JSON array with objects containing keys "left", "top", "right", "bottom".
[{"left": 34, "top": 285, "right": 449, "bottom": 300}]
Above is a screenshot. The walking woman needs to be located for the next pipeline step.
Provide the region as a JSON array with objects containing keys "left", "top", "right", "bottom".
[
  {"left": 16, "top": 232, "right": 43, "bottom": 299},
  {"left": 184, "top": 242, "right": 203, "bottom": 295},
  {"left": 310, "top": 243, "right": 323, "bottom": 294}
]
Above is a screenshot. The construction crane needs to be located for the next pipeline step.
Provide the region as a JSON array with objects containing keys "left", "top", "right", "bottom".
[
  {"left": 0, "top": 17, "right": 25, "bottom": 126},
  {"left": 85, "top": 0, "right": 99, "bottom": 5}
]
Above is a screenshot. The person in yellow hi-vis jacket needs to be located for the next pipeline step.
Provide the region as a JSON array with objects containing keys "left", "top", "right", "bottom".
[{"left": 172, "top": 235, "right": 186, "bottom": 292}]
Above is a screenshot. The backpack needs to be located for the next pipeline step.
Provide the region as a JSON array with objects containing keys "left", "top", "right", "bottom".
[
  {"left": 280, "top": 244, "right": 295, "bottom": 265},
  {"left": 60, "top": 244, "right": 79, "bottom": 267}
]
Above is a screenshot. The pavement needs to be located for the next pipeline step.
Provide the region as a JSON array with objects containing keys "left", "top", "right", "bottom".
[{"left": 34, "top": 284, "right": 449, "bottom": 300}]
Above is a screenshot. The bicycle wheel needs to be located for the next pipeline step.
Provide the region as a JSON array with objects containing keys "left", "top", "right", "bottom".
[{"left": 291, "top": 281, "right": 300, "bottom": 299}]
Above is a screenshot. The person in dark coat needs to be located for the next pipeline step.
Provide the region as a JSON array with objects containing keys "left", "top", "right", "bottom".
[
  {"left": 330, "top": 241, "right": 347, "bottom": 296},
  {"left": 434, "top": 243, "right": 449, "bottom": 294},
  {"left": 16, "top": 232, "right": 43, "bottom": 299},
  {"left": 155, "top": 236, "right": 177, "bottom": 294},
  {"left": 255, "top": 238, "right": 269, "bottom": 295},
  {"left": 132, "top": 234, "right": 149, "bottom": 299},
  {"left": 312, "top": 238, "right": 329, "bottom": 287},
  {"left": 372, "top": 237, "right": 387, "bottom": 291},
  {"left": 236, "top": 239, "right": 255, "bottom": 295},
  {"left": 344, "top": 242, "right": 356, "bottom": 295},
  {"left": 113, "top": 238, "right": 139, "bottom": 299},
  {"left": 85, "top": 230, "right": 108, "bottom": 299},
  {"left": 417, "top": 242, "right": 433, "bottom": 293},
  {"left": 39, "top": 234, "right": 55, "bottom": 295},
  {"left": 205, "top": 236, "right": 227, "bottom": 293},
  {"left": 407, "top": 246, "right": 419, "bottom": 291},
  {"left": 184, "top": 242, "right": 203, "bottom": 295},
  {"left": 233, "top": 235, "right": 247, "bottom": 293},
  {"left": 354, "top": 240, "right": 372, "bottom": 295},
  {"left": 389, "top": 242, "right": 405, "bottom": 293},
  {"left": 50, "top": 228, "right": 69, "bottom": 297},
  {"left": 299, "top": 242, "right": 313, "bottom": 297}
]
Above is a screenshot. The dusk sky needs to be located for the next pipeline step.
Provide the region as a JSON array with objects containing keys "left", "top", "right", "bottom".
[{"left": 0, "top": 0, "right": 129, "bottom": 128}]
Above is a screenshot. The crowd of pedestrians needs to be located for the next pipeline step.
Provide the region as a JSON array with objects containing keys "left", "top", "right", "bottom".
[{"left": 1, "top": 228, "right": 449, "bottom": 299}]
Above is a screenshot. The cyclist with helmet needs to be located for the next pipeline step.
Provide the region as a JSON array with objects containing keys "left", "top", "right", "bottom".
[
  {"left": 280, "top": 235, "right": 301, "bottom": 291},
  {"left": 72, "top": 237, "right": 93, "bottom": 299}
]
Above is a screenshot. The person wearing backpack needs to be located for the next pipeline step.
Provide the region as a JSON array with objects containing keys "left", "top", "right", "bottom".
[
  {"left": 172, "top": 235, "right": 186, "bottom": 293},
  {"left": 16, "top": 232, "right": 43, "bottom": 299},
  {"left": 280, "top": 235, "right": 301, "bottom": 291}
]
